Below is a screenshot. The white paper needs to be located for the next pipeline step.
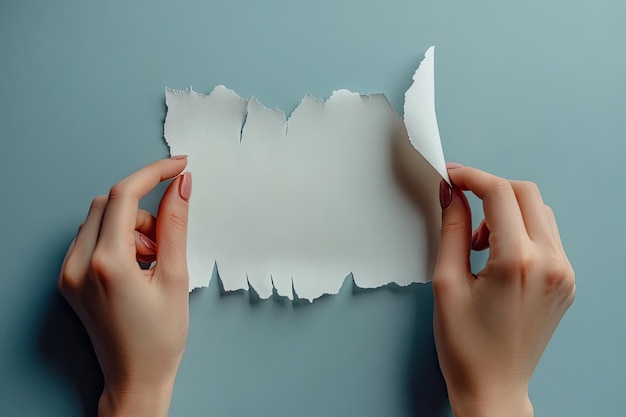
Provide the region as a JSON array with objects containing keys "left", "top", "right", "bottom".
[
  {"left": 404, "top": 46, "right": 449, "bottom": 183},
  {"left": 164, "top": 46, "right": 446, "bottom": 301}
]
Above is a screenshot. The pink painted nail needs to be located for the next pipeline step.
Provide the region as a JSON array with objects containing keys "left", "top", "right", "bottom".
[
  {"left": 180, "top": 172, "right": 192, "bottom": 202},
  {"left": 139, "top": 234, "right": 157, "bottom": 252},
  {"left": 439, "top": 179, "right": 452, "bottom": 209},
  {"left": 170, "top": 154, "right": 188, "bottom": 160},
  {"left": 446, "top": 162, "right": 464, "bottom": 169}
]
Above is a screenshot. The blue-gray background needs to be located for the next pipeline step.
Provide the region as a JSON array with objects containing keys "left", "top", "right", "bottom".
[{"left": 1, "top": 1, "right": 623, "bottom": 416}]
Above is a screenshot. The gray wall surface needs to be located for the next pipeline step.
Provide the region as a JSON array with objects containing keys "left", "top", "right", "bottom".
[{"left": 1, "top": 1, "right": 623, "bottom": 415}]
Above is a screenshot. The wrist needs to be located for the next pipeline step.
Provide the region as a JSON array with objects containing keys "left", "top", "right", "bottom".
[
  {"left": 99, "top": 378, "right": 176, "bottom": 417},
  {"left": 447, "top": 386, "right": 533, "bottom": 417}
]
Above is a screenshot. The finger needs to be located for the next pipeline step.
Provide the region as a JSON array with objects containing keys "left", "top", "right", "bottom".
[
  {"left": 433, "top": 183, "right": 473, "bottom": 290},
  {"left": 471, "top": 219, "right": 490, "bottom": 251},
  {"left": 67, "top": 196, "right": 108, "bottom": 271},
  {"left": 448, "top": 167, "right": 527, "bottom": 244},
  {"left": 154, "top": 172, "right": 191, "bottom": 286},
  {"left": 135, "top": 210, "right": 157, "bottom": 263},
  {"left": 510, "top": 180, "right": 551, "bottom": 240},
  {"left": 58, "top": 196, "right": 108, "bottom": 292},
  {"left": 136, "top": 209, "right": 157, "bottom": 242},
  {"left": 97, "top": 157, "right": 188, "bottom": 259}
]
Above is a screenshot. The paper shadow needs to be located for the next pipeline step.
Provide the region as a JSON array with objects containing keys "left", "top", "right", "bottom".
[
  {"left": 388, "top": 124, "right": 450, "bottom": 416},
  {"left": 36, "top": 241, "right": 103, "bottom": 417},
  {"left": 391, "top": 123, "right": 442, "bottom": 278}
]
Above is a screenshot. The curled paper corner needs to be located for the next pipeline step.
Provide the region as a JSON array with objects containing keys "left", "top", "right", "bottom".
[
  {"left": 404, "top": 46, "right": 449, "bottom": 184},
  {"left": 165, "top": 46, "right": 446, "bottom": 302}
]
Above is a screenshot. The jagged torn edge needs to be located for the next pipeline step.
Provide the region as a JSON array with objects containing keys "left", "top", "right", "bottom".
[{"left": 164, "top": 46, "right": 444, "bottom": 301}]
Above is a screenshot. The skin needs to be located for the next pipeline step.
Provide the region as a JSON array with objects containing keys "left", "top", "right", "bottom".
[
  {"left": 58, "top": 157, "right": 192, "bottom": 417},
  {"left": 435, "top": 164, "right": 575, "bottom": 417},
  {"left": 58, "top": 158, "right": 574, "bottom": 417}
]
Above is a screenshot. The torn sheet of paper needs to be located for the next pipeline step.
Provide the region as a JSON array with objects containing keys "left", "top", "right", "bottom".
[{"left": 164, "top": 46, "right": 446, "bottom": 301}]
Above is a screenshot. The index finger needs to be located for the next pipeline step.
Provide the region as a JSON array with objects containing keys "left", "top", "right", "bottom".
[
  {"left": 448, "top": 166, "right": 527, "bottom": 244},
  {"left": 97, "top": 157, "right": 188, "bottom": 255}
]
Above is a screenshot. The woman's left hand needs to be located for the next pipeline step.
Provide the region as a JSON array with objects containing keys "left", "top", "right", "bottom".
[{"left": 58, "top": 157, "right": 192, "bottom": 417}]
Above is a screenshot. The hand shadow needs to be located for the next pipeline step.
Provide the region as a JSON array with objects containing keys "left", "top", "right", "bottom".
[
  {"left": 404, "top": 284, "right": 451, "bottom": 417},
  {"left": 390, "top": 122, "right": 451, "bottom": 416},
  {"left": 36, "top": 240, "right": 103, "bottom": 417}
]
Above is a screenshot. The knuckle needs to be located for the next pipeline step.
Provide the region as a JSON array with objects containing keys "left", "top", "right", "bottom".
[
  {"left": 566, "top": 283, "right": 577, "bottom": 306},
  {"left": 544, "top": 204, "right": 555, "bottom": 218},
  {"left": 89, "top": 247, "right": 127, "bottom": 288},
  {"left": 563, "top": 265, "right": 576, "bottom": 293},
  {"left": 58, "top": 272, "right": 76, "bottom": 295},
  {"left": 58, "top": 262, "right": 82, "bottom": 295},
  {"left": 58, "top": 277, "right": 78, "bottom": 299},
  {"left": 544, "top": 264, "right": 567, "bottom": 286},
  {"left": 490, "top": 178, "right": 513, "bottom": 196},
  {"left": 108, "top": 181, "right": 129, "bottom": 200},
  {"left": 90, "top": 195, "right": 108, "bottom": 211},
  {"left": 498, "top": 242, "right": 534, "bottom": 272},
  {"left": 89, "top": 249, "right": 111, "bottom": 277},
  {"left": 543, "top": 258, "right": 575, "bottom": 294},
  {"left": 136, "top": 209, "right": 156, "bottom": 228},
  {"left": 518, "top": 180, "right": 540, "bottom": 194}
]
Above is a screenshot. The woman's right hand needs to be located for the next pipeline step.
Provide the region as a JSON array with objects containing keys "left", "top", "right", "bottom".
[{"left": 432, "top": 164, "right": 575, "bottom": 417}]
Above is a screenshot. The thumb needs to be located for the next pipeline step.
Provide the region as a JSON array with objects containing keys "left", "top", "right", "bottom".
[
  {"left": 433, "top": 180, "right": 472, "bottom": 288},
  {"left": 155, "top": 172, "right": 192, "bottom": 284}
]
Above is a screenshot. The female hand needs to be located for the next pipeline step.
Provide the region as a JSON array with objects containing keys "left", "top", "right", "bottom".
[
  {"left": 433, "top": 164, "right": 575, "bottom": 417},
  {"left": 58, "top": 157, "right": 192, "bottom": 417}
]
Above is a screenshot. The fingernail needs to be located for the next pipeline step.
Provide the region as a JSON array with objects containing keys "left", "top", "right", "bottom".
[
  {"left": 446, "top": 162, "right": 464, "bottom": 169},
  {"left": 139, "top": 234, "right": 157, "bottom": 252},
  {"left": 170, "top": 154, "right": 188, "bottom": 160},
  {"left": 180, "top": 172, "right": 192, "bottom": 202},
  {"left": 439, "top": 179, "right": 452, "bottom": 209}
]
